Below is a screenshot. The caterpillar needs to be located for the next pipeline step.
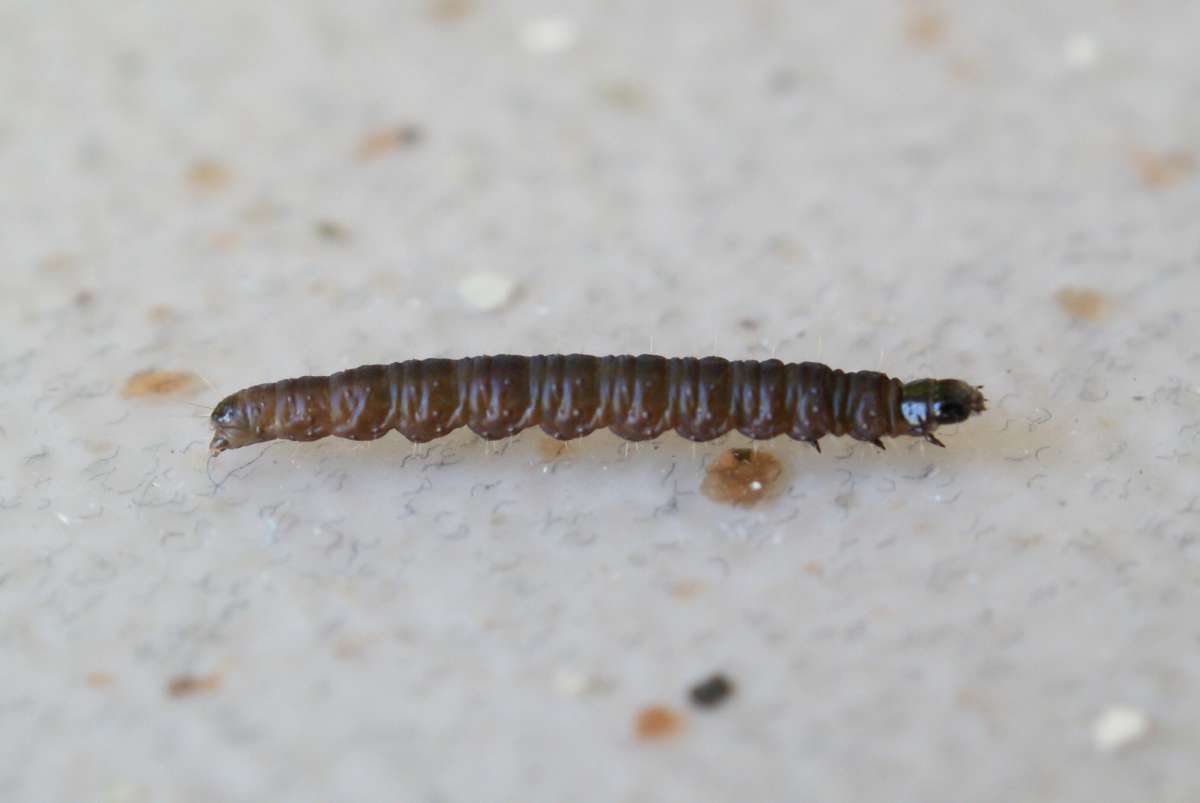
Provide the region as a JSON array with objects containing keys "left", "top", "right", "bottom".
[{"left": 208, "top": 355, "right": 986, "bottom": 456}]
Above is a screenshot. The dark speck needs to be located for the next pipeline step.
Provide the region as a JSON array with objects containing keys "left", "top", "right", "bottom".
[
  {"left": 689, "top": 673, "right": 734, "bottom": 708},
  {"left": 315, "top": 220, "right": 350, "bottom": 241}
]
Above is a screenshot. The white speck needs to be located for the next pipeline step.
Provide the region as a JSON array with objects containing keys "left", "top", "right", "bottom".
[
  {"left": 56, "top": 511, "right": 71, "bottom": 525},
  {"left": 520, "top": 17, "right": 576, "bottom": 54},
  {"left": 749, "top": 480, "right": 763, "bottom": 492},
  {"left": 553, "top": 667, "right": 592, "bottom": 696},
  {"left": 457, "top": 272, "right": 516, "bottom": 311},
  {"left": 1063, "top": 33, "right": 1099, "bottom": 70},
  {"left": 1092, "top": 705, "right": 1150, "bottom": 752}
]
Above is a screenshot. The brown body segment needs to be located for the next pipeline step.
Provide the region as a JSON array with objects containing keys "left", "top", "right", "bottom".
[{"left": 208, "top": 354, "right": 986, "bottom": 455}]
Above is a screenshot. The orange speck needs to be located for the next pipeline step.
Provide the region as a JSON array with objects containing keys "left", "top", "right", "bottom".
[
  {"left": 121, "top": 370, "right": 202, "bottom": 399},
  {"left": 1054, "top": 287, "right": 1109, "bottom": 322},
  {"left": 85, "top": 672, "right": 114, "bottom": 688},
  {"left": 635, "top": 705, "right": 684, "bottom": 740},
  {"left": 147, "top": 304, "right": 177, "bottom": 324},
  {"left": 670, "top": 579, "right": 706, "bottom": 599},
  {"left": 166, "top": 672, "right": 221, "bottom": 698},
  {"left": 1131, "top": 149, "right": 1195, "bottom": 190},
  {"left": 701, "top": 448, "right": 785, "bottom": 507},
  {"left": 905, "top": 8, "right": 946, "bottom": 48},
  {"left": 428, "top": 0, "right": 475, "bottom": 22},
  {"left": 186, "top": 159, "right": 232, "bottom": 191},
  {"left": 356, "top": 126, "right": 424, "bottom": 160}
]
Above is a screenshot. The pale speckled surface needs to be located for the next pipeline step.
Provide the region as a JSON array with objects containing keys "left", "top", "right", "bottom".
[{"left": 2, "top": 1, "right": 1200, "bottom": 801}]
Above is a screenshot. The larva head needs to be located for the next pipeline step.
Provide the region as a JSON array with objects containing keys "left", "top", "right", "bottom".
[
  {"left": 209, "top": 392, "right": 261, "bottom": 455},
  {"left": 900, "top": 378, "right": 986, "bottom": 438}
]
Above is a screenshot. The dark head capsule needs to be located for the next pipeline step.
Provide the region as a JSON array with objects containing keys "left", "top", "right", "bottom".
[{"left": 899, "top": 378, "right": 987, "bottom": 446}]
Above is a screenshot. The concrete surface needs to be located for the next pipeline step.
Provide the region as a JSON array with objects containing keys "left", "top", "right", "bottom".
[{"left": 2, "top": 1, "right": 1199, "bottom": 801}]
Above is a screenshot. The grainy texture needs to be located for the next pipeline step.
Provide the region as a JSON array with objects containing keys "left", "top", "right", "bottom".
[
  {"left": 209, "top": 355, "right": 985, "bottom": 454},
  {"left": 6, "top": 2, "right": 1200, "bottom": 803}
]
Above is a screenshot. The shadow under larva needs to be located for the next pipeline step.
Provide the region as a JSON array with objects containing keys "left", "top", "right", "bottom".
[{"left": 208, "top": 354, "right": 986, "bottom": 458}]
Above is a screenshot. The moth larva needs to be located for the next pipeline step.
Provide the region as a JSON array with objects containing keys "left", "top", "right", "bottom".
[{"left": 209, "top": 355, "right": 986, "bottom": 455}]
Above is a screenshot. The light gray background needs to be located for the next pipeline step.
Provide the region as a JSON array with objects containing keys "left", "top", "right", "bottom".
[{"left": 3, "top": 1, "right": 1199, "bottom": 801}]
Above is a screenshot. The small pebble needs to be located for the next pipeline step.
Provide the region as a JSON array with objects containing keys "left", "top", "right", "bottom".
[
  {"left": 1092, "top": 705, "right": 1150, "bottom": 752},
  {"left": 689, "top": 673, "right": 735, "bottom": 708},
  {"left": 457, "top": 271, "right": 517, "bottom": 311}
]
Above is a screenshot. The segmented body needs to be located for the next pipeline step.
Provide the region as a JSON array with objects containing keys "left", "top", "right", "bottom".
[{"left": 209, "top": 355, "right": 985, "bottom": 455}]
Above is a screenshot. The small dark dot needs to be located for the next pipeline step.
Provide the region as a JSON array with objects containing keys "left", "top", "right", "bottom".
[
  {"left": 729, "top": 448, "right": 754, "bottom": 463},
  {"left": 689, "top": 673, "right": 734, "bottom": 708}
]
